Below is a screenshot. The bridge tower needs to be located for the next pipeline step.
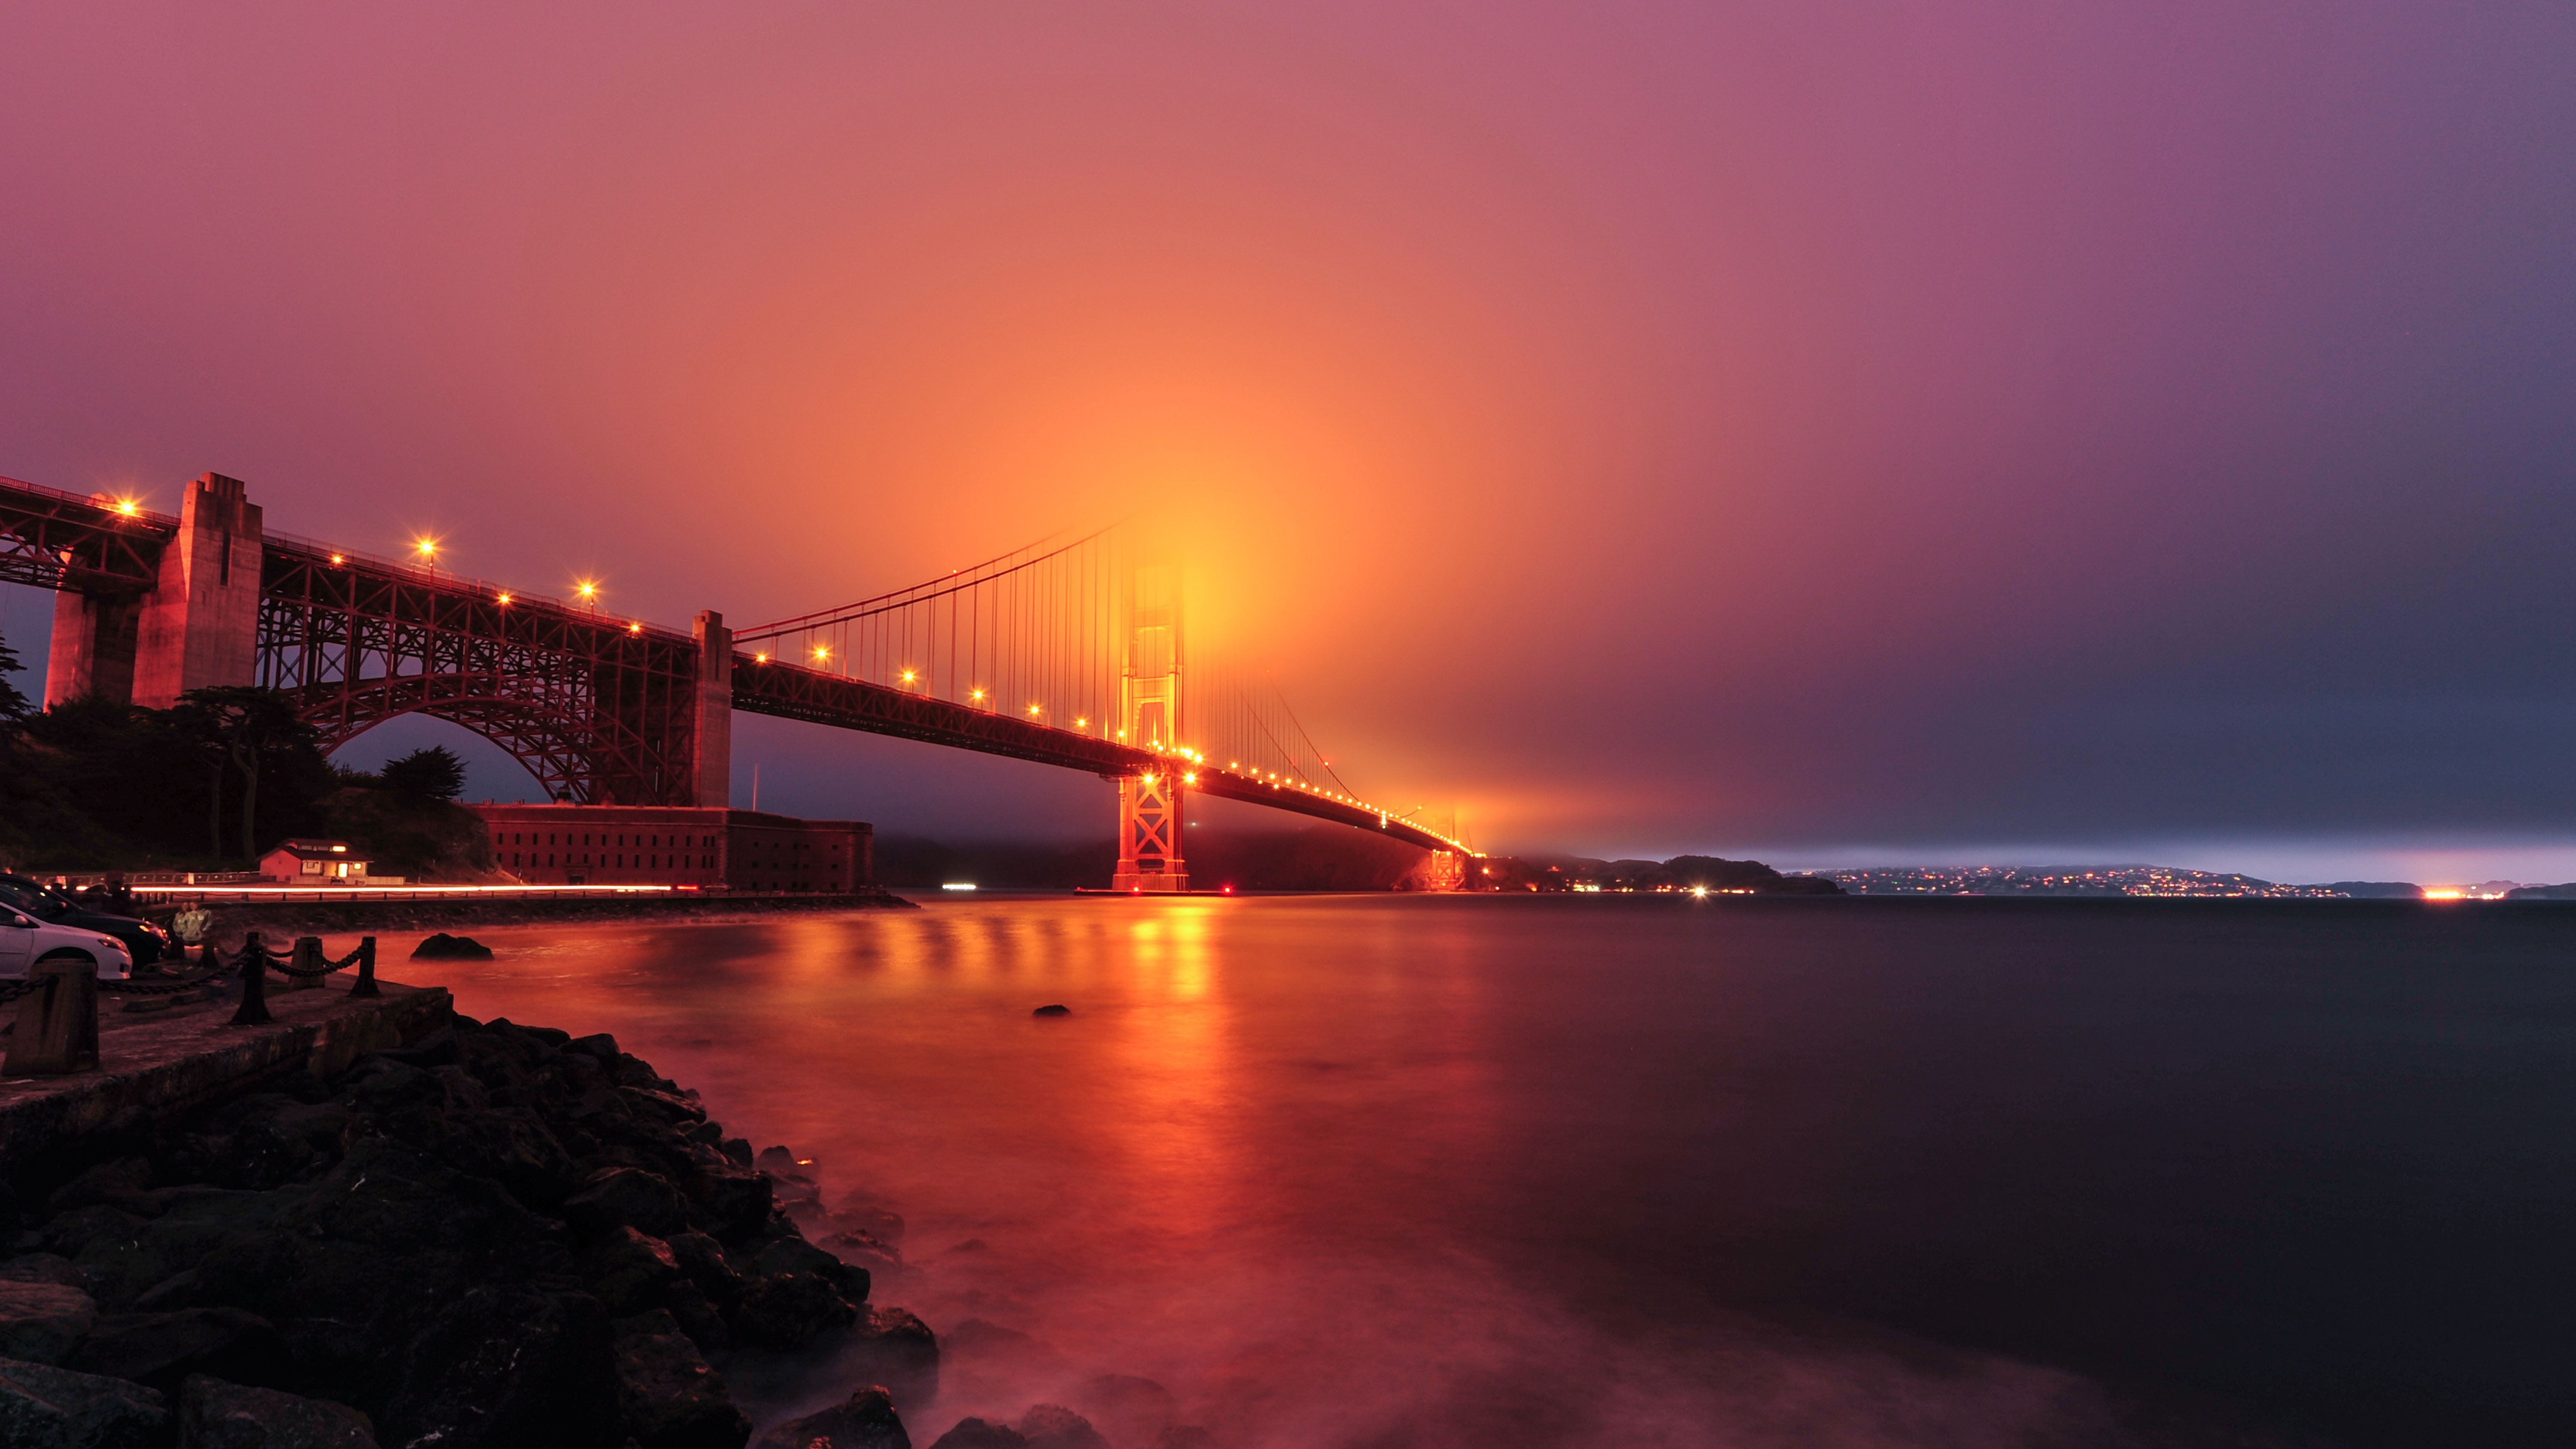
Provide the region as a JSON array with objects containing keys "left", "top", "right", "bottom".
[
  {"left": 1111, "top": 554, "right": 1188, "bottom": 892},
  {"left": 47, "top": 472, "right": 263, "bottom": 709}
]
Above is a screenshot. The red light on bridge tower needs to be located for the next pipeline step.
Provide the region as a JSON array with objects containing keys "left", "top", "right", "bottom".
[{"left": 1112, "top": 553, "right": 1188, "bottom": 893}]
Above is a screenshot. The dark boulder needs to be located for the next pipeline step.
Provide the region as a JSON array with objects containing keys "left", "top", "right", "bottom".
[
  {"left": 583, "top": 1227, "right": 684, "bottom": 1315},
  {"left": 614, "top": 1330, "right": 751, "bottom": 1449},
  {"left": 687, "top": 1166, "right": 775, "bottom": 1239},
  {"left": 0, "top": 1279, "right": 95, "bottom": 1364},
  {"left": 66, "top": 1306, "right": 285, "bottom": 1391},
  {"left": 665, "top": 1233, "right": 744, "bottom": 1303},
  {"left": 1015, "top": 1404, "right": 1109, "bottom": 1449},
  {"left": 928, "top": 1419, "right": 1027, "bottom": 1449},
  {"left": 410, "top": 933, "right": 494, "bottom": 959},
  {"left": 1031, "top": 1005, "right": 1070, "bottom": 1017},
  {"left": 381, "top": 1287, "right": 619, "bottom": 1449},
  {"left": 567, "top": 1168, "right": 693, "bottom": 1239},
  {"left": 179, "top": 1373, "right": 379, "bottom": 1447},
  {"left": 753, "top": 1386, "right": 911, "bottom": 1449},
  {"left": 0, "top": 1354, "right": 169, "bottom": 1448},
  {"left": 846, "top": 1306, "right": 939, "bottom": 1410},
  {"left": 732, "top": 1272, "right": 857, "bottom": 1350},
  {"left": 43, "top": 1156, "right": 155, "bottom": 1216},
  {"left": 748, "top": 1235, "right": 869, "bottom": 1303}
]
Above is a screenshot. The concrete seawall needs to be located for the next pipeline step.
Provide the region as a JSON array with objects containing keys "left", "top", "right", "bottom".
[{"left": 0, "top": 976, "right": 451, "bottom": 1176}]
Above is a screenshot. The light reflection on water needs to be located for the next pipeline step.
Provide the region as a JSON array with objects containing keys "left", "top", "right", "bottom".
[{"left": 327, "top": 895, "right": 2576, "bottom": 1448}]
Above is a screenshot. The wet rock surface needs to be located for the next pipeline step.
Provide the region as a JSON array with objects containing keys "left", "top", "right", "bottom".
[
  {"left": 0, "top": 1354, "right": 169, "bottom": 1448},
  {"left": 180, "top": 1374, "right": 379, "bottom": 1448},
  {"left": 0, "top": 1015, "right": 938, "bottom": 1449},
  {"left": 753, "top": 1384, "right": 912, "bottom": 1449}
]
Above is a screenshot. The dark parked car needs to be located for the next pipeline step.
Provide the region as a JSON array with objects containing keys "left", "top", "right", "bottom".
[{"left": 0, "top": 875, "right": 167, "bottom": 968}]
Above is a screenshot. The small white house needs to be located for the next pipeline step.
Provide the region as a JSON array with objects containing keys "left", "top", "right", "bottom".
[{"left": 259, "top": 838, "right": 371, "bottom": 884}]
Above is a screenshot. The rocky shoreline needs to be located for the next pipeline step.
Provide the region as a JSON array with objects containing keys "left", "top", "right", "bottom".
[{"left": 0, "top": 1013, "right": 978, "bottom": 1448}]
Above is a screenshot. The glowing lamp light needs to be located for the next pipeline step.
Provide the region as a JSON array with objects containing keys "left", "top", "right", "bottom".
[
  {"left": 1182, "top": 772, "right": 1197, "bottom": 784},
  {"left": 753, "top": 652, "right": 769, "bottom": 664},
  {"left": 1075, "top": 717, "right": 1088, "bottom": 728},
  {"left": 1028, "top": 704, "right": 1042, "bottom": 715},
  {"left": 329, "top": 554, "right": 344, "bottom": 566},
  {"left": 413, "top": 538, "right": 438, "bottom": 559},
  {"left": 812, "top": 644, "right": 830, "bottom": 661},
  {"left": 114, "top": 498, "right": 140, "bottom": 517},
  {"left": 495, "top": 592, "right": 512, "bottom": 605},
  {"left": 1141, "top": 773, "right": 1156, "bottom": 786},
  {"left": 627, "top": 622, "right": 642, "bottom": 635},
  {"left": 1691, "top": 885, "right": 1709, "bottom": 899},
  {"left": 900, "top": 670, "right": 917, "bottom": 684},
  {"left": 970, "top": 688, "right": 986, "bottom": 701}
]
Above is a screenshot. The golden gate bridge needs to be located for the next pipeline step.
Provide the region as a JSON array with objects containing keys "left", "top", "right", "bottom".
[{"left": 1, "top": 470, "right": 1475, "bottom": 890}]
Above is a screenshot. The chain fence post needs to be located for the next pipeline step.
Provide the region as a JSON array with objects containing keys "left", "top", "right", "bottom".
[
  {"left": 231, "top": 932, "right": 273, "bottom": 1026},
  {"left": 352, "top": 936, "right": 380, "bottom": 997},
  {"left": 286, "top": 935, "right": 325, "bottom": 991}
]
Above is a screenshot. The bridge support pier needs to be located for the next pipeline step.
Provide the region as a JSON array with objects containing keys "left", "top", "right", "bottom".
[
  {"left": 1112, "top": 770, "right": 1188, "bottom": 892},
  {"left": 44, "top": 589, "right": 145, "bottom": 708}
]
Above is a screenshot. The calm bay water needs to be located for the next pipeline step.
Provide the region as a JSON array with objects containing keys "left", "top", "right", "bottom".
[{"left": 365, "top": 896, "right": 2576, "bottom": 1447}]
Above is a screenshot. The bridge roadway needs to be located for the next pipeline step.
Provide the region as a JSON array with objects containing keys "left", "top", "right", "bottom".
[
  {"left": 734, "top": 660, "right": 1464, "bottom": 854},
  {"left": 3, "top": 472, "right": 1472, "bottom": 860}
]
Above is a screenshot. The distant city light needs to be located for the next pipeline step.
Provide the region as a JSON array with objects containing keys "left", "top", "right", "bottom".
[{"left": 940, "top": 882, "right": 978, "bottom": 891}]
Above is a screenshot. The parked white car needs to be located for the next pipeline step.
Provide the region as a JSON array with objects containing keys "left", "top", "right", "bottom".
[{"left": 0, "top": 905, "right": 133, "bottom": 979}]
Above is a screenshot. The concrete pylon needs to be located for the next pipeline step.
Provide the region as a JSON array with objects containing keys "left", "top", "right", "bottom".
[
  {"left": 692, "top": 611, "right": 732, "bottom": 808},
  {"left": 1112, "top": 555, "right": 1188, "bottom": 892},
  {"left": 44, "top": 588, "right": 145, "bottom": 708},
  {"left": 131, "top": 473, "right": 264, "bottom": 708}
]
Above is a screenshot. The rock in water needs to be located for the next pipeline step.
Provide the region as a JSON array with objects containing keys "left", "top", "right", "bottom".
[
  {"left": 846, "top": 1305, "right": 940, "bottom": 1409},
  {"left": 0, "top": 1280, "right": 95, "bottom": 1365},
  {"left": 180, "top": 1374, "right": 380, "bottom": 1447},
  {"left": 409, "top": 933, "right": 495, "bottom": 960},
  {"left": 1031, "top": 1004, "right": 1070, "bottom": 1017},
  {"left": 0, "top": 1355, "right": 169, "bottom": 1449},
  {"left": 753, "top": 1385, "right": 911, "bottom": 1449},
  {"left": 1014, "top": 1404, "right": 1109, "bottom": 1449},
  {"left": 928, "top": 1419, "right": 1027, "bottom": 1449},
  {"left": 1072, "top": 1374, "right": 1174, "bottom": 1448}
]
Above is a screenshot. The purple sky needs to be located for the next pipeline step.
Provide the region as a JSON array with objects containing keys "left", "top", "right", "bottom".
[{"left": 3, "top": 3, "right": 2573, "bottom": 881}]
